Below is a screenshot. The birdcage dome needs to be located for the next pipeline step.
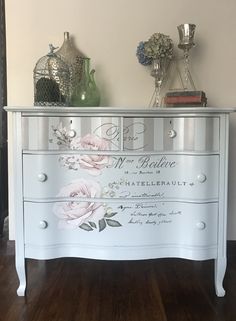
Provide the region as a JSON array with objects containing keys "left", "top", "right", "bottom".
[{"left": 33, "top": 44, "right": 70, "bottom": 106}]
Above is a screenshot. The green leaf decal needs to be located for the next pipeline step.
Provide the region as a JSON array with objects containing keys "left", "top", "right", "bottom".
[
  {"left": 89, "top": 221, "right": 97, "bottom": 229},
  {"left": 106, "top": 219, "right": 122, "bottom": 227},
  {"left": 99, "top": 218, "right": 106, "bottom": 232},
  {"left": 104, "top": 212, "right": 118, "bottom": 218},
  {"left": 79, "top": 223, "right": 93, "bottom": 231}
]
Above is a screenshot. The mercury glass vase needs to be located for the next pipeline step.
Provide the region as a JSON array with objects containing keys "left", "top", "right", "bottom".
[
  {"left": 56, "top": 32, "right": 84, "bottom": 102},
  {"left": 177, "top": 24, "right": 196, "bottom": 91}
]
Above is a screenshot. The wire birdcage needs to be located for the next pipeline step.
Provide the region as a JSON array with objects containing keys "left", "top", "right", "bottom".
[{"left": 33, "top": 44, "right": 70, "bottom": 106}]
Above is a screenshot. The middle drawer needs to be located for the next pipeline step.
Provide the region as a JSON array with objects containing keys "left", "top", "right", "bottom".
[{"left": 23, "top": 153, "right": 219, "bottom": 201}]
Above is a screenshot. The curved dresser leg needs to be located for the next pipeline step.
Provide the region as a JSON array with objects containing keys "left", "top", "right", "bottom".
[
  {"left": 214, "top": 257, "right": 226, "bottom": 297},
  {"left": 17, "top": 283, "right": 26, "bottom": 296},
  {"left": 16, "top": 260, "right": 26, "bottom": 296}
]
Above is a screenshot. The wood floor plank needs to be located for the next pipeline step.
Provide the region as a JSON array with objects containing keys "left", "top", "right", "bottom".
[{"left": 0, "top": 236, "right": 236, "bottom": 321}]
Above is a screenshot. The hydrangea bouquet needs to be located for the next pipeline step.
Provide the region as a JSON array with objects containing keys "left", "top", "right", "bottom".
[
  {"left": 136, "top": 33, "right": 174, "bottom": 107},
  {"left": 136, "top": 32, "right": 174, "bottom": 66}
]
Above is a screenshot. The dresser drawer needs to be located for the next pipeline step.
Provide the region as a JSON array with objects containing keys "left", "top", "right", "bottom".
[
  {"left": 24, "top": 201, "right": 217, "bottom": 260},
  {"left": 22, "top": 116, "right": 219, "bottom": 152},
  {"left": 123, "top": 116, "right": 219, "bottom": 152},
  {"left": 22, "top": 116, "right": 122, "bottom": 151},
  {"left": 23, "top": 154, "right": 219, "bottom": 201}
]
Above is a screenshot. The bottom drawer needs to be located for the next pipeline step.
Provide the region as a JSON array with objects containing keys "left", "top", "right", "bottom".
[{"left": 24, "top": 201, "right": 218, "bottom": 260}]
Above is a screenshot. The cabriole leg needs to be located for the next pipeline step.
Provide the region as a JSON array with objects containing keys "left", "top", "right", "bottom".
[
  {"left": 16, "top": 258, "right": 26, "bottom": 296},
  {"left": 214, "top": 257, "right": 226, "bottom": 297}
]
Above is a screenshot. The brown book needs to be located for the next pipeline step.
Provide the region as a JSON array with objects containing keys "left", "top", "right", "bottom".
[
  {"left": 165, "top": 90, "right": 206, "bottom": 98},
  {"left": 165, "top": 104, "right": 207, "bottom": 108},
  {"left": 165, "top": 100, "right": 207, "bottom": 107},
  {"left": 164, "top": 96, "right": 206, "bottom": 104}
]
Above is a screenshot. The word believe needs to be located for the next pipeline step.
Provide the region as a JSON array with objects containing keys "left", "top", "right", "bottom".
[{"left": 113, "top": 155, "right": 177, "bottom": 169}]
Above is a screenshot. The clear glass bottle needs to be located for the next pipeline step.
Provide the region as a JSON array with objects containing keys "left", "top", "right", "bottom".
[
  {"left": 149, "top": 57, "right": 171, "bottom": 108},
  {"left": 71, "top": 58, "right": 100, "bottom": 107}
]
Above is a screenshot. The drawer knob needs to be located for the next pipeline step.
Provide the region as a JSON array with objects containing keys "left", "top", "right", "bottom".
[
  {"left": 168, "top": 129, "right": 177, "bottom": 138},
  {"left": 68, "top": 129, "right": 76, "bottom": 138},
  {"left": 39, "top": 220, "right": 48, "bottom": 229},
  {"left": 196, "top": 221, "right": 206, "bottom": 230},
  {"left": 197, "top": 173, "right": 207, "bottom": 183},
  {"left": 37, "top": 173, "right": 47, "bottom": 182}
]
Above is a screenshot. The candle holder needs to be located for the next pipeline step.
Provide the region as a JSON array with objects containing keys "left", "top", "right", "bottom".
[
  {"left": 164, "top": 24, "right": 207, "bottom": 107},
  {"left": 177, "top": 23, "right": 196, "bottom": 90}
]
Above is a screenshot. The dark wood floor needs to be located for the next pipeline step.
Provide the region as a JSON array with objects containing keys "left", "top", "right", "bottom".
[{"left": 0, "top": 226, "right": 236, "bottom": 321}]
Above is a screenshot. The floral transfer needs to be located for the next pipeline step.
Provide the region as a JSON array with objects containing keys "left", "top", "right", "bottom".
[
  {"left": 52, "top": 123, "right": 112, "bottom": 175},
  {"left": 53, "top": 178, "right": 122, "bottom": 232}
]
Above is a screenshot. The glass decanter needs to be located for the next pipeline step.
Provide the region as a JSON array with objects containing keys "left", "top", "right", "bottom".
[{"left": 71, "top": 58, "right": 100, "bottom": 107}]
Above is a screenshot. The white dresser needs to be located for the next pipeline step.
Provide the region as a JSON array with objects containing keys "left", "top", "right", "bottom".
[{"left": 6, "top": 107, "right": 235, "bottom": 297}]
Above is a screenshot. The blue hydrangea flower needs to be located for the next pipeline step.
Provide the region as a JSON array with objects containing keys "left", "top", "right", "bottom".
[{"left": 136, "top": 41, "right": 152, "bottom": 66}]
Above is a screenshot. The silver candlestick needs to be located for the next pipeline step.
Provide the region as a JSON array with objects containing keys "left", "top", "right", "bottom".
[{"left": 177, "top": 23, "right": 196, "bottom": 90}]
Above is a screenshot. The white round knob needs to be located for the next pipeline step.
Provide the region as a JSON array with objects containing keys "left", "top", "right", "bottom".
[
  {"left": 68, "top": 129, "right": 76, "bottom": 138},
  {"left": 168, "top": 129, "right": 177, "bottom": 138},
  {"left": 197, "top": 173, "right": 207, "bottom": 183},
  {"left": 37, "top": 173, "right": 47, "bottom": 182},
  {"left": 196, "top": 221, "right": 206, "bottom": 230},
  {"left": 39, "top": 220, "right": 48, "bottom": 229}
]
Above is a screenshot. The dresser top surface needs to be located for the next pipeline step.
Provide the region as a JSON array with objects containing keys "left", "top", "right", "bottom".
[{"left": 4, "top": 106, "right": 236, "bottom": 116}]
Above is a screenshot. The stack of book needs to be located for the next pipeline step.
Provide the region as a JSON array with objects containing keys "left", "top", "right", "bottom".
[{"left": 164, "top": 90, "right": 207, "bottom": 107}]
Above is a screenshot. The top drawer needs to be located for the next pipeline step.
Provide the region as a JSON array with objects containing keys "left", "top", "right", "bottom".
[{"left": 22, "top": 116, "right": 219, "bottom": 152}]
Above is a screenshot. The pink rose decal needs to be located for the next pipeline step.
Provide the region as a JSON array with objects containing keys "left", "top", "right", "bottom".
[
  {"left": 52, "top": 125, "right": 112, "bottom": 175},
  {"left": 71, "top": 134, "right": 112, "bottom": 175},
  {"left": 53, "top": 179, "right": 105, "bottom": 230},
  {"left": 78, "top": 153, "right": 112, "bottom": 176},
  {"left": 71, "top": 133, "right": 110, "bottom": 151}
]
